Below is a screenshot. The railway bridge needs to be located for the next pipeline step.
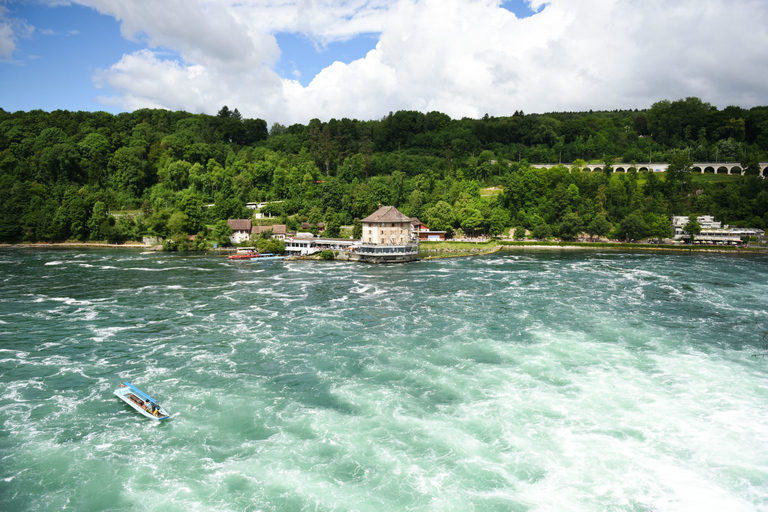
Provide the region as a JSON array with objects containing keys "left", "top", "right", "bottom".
[{"left": 529, "top": 162, "right": 768, "bottom": 177}]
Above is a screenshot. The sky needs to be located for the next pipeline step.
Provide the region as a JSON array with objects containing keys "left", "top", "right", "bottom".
[{"left": 1, "top": 0, "right": 767, "bottom": 126}]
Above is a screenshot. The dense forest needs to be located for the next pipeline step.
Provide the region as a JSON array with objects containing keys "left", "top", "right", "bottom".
[{"left": 1, "top": 98, "right": 767, "bottom": 248}]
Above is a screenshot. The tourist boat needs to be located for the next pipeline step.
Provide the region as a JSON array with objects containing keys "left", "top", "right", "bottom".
[
  {"left": 228, "top": 247, "right": 257, "bottom": 260},
  {"left": 114, "top": 382, "right": 170, "bottom": 421},
  {"left": 250, "top": 253, "right": 285, "bottom": 261}
]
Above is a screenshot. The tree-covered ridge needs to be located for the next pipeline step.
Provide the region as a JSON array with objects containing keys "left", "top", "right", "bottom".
[{"left": 1, "top": 98, "right": 767, "bottom": 246}]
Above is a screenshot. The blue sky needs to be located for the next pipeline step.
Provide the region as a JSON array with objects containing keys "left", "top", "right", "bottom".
[
  {"left": 0, "top": 3, "right": 140, "bottom": 113},
  {"left": 1, "top": 1, "right": 766, "bottom": 125}
]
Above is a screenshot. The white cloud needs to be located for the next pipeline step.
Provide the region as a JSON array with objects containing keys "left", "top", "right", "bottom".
[
  {"left": 0, "top": 21, "right": 16, "bottom": 59},
  {"left": 0, "top": 6, "right": 34, "bottom": 60},
  {"left": 93, "top": 48, "right": 285, "bottom": 118},
  {"left": 70, "top": 0, "right": 768, "bottom": 124}
]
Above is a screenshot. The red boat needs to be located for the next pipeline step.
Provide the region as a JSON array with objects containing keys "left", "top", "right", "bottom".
[
  {"left": 228, "top": 253, "right": 256, "bottom": 260},
  {"left": 228, "top": 248, "right": 257, "bottom": 260}
]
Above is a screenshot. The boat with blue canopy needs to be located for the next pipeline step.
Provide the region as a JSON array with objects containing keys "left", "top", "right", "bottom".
[
  {"left": 250, "top": 253, "right": 285, "bottom": 260},
  {"left": 114, "top": 382, "right": 170, "bottom": 420}
]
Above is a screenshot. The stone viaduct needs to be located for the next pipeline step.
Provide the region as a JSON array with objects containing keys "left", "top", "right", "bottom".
[{"left": 529, "top": 162, "right": 768, "bottom": 177}]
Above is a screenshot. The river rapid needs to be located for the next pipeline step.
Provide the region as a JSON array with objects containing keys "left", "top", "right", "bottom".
[{"left": 1, "top": 248, "right": 767, "bottom": 511}]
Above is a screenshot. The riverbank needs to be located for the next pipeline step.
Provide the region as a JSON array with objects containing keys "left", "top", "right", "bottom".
[
  {"left": 417, "top": 239, "right": 768, "bottom": 259},
  {"left": 2, "top": 240, "right": 766, "bottom": 258},
  {"left": 499, "top": 240, "right": 767, "bottom": 254},
  {"left": 0, "top": 242, "right": 149, "bottom": 249},
  {"left": 0, "top": 241, "right": 237, "bottom": 255}
]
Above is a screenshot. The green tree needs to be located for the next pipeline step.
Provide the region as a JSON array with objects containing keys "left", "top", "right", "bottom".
[
  {"left": 618, "top": 211, "right": 648, "bottom": 241},
  {"left": 87, "top": 201, "right": 108, "bottom": 240},
  {"left": 257, "top": 237, "right": 286, "bottom": 254},
  {"left": 167, "top": 211, "right": 188, "bottom": 234},
  {"left": 324, "top": 208, "right": 341, "bottom": 238},
  {"left": 79, "top": 132, "right": 111, "bottom": 186},
  {"left": 158, "top": 160, "right": 191, "bottom": 191},
  {"left": 488, "top": 206, "right": 511, "bottom": 236},
  {"left": 457, "top": 206, "right": 483, "bottom": 237},
  {"left": 352, "top": 218, "right": 363, "bottom": 239},
  {"left": 212, "top": 219, "right": 233, "bottom": 246},
  {"left": 647, "top": 214, "right": 672, "bottom": 242},
  {"left": 109, "top": 147, "right": 147, "bottom": 197},
  {"left": 175, "top": 193, "right": 205, "bottom": 233},
  {"left": 601, "top": 157, "right": 614, "bottom": 179},
  {"left": 741, "top": 152, "right": 761, "bottom": 176},
  {"left": 665, "top": 153, "right": 693, "bottom": 201},
  {"left": 532, "top": 223, "right": 552, "bottom": 239},
  {"left": 586, "top": 213, "right": 611, "bottom": 240},
  {"left": 684, "top": 214, "right": 702, "bottom": 244},
  {"left": 57, "top": 188, "right": 90, "bottom": 241},
  {"left": 558, "top": 212, "right": 583, "bottom": 240},
  {"left": 426, "top": 201, "right": 454, "bottom": 233}
]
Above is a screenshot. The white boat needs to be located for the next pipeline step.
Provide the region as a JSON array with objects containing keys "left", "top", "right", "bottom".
[{"left": 114, "top": 382, "right": 170, "bottom": 421}]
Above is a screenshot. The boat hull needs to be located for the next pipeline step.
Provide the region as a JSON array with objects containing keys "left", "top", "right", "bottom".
[{"left": 114, "top": 382, "right": 170, "bottom": 421}]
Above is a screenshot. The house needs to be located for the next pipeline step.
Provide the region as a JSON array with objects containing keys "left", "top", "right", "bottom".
[
  {"left": 410, "top": 218, "right": 428, "bottom": 238},
  {"left": 418, "top": 230, "right": 446, "bottom": 241},
  {"left": 271, "top": 224, "right": 287, "bottom": 239},
  {"left": 411, "top": 217, "right": 446, "bottom": 241},
  {"left": 227, "top": 219, "right": 252, "bottom": 244},
  {"left": 361, "top": 206, "right": 412, "bottom": 245},
  {"left": 301, "top": 222, "right": 325, "bottom": 233},
  {"left": 251, "top": 224, "right": 287, "bottom": 240},
  {"left": 356, "top": 205, "right": 419, "bottom": 263}
]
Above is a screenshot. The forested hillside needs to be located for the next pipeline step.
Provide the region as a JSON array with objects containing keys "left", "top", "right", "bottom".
[{"left": 1, "top": 98, "right": 767, "bottom": 247}]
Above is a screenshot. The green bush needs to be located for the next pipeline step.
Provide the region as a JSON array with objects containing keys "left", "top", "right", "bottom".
[{"left": 319, "top": 250, "right": 335, "bottom": 260}]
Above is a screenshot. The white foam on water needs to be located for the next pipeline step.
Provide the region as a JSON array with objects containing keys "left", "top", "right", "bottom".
[
  {"left": 3, "top": 249, "right": 768, "bottom": 511},
  {"left": 89, "top": 325, "right": 134, "bottom": 342}
]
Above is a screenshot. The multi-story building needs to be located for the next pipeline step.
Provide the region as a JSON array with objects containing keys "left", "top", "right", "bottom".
[
  {"left": 671, "top": 215, "right": 743, "bottom": 245},
  {"left": 357, "top": 205, "right": 419, "bottom": 262}
]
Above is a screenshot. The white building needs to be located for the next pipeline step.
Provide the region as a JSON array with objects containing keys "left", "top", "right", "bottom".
[
  {"left": 227, "top": 219, "right": 252, "bottom": 244},
  {"left": 671, "top": 215, "right": 742, "bottom": 245}
]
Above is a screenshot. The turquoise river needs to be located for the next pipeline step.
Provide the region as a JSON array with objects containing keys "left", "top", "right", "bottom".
[{"left": 1, "top": 248, "right": 767, "bottom": 511}]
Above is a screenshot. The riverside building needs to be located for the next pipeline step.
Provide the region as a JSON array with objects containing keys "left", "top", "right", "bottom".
[
  {"left": 355, "top": 205, "right": 419, "bottom": 263},
  {"left": 671, "top": 215, "right": 751, "bottom": 245}
]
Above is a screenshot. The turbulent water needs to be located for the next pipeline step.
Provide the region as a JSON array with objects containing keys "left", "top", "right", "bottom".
[{"left": 1, "top": 248, "right": 768, "bottom": 512}]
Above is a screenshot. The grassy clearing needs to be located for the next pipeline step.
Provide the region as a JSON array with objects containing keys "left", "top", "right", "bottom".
[
  {"left": 480, "top": 186, "right": 503, "bottom": 197},
  {"left": 690, "top": 173, "right": 743, "bottom": 183},
  {"left": 419, "top": 240, "right": 500, "bottom": 259}
]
